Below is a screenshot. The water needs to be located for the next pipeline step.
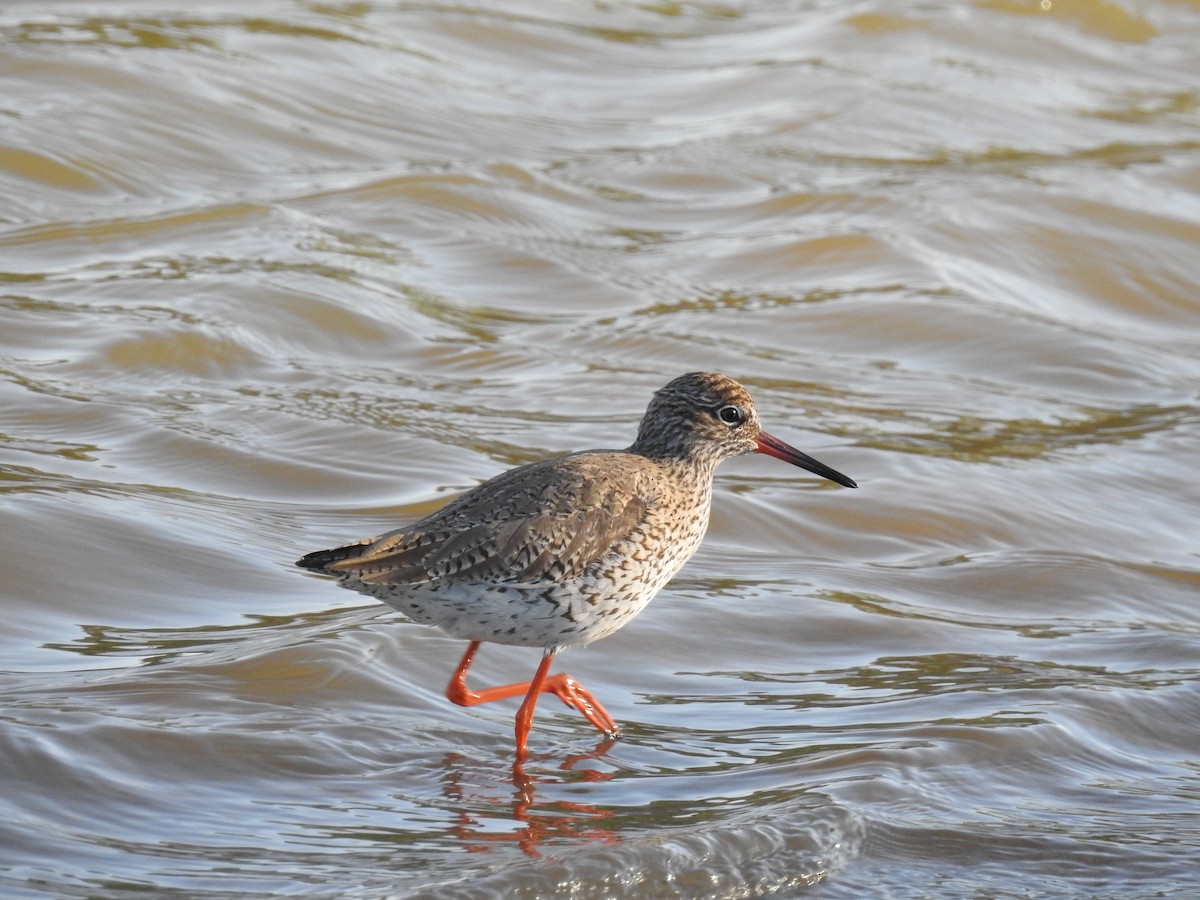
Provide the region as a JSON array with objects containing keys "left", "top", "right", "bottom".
[{"left": 2, "top": 0, "right": 1199, "bottom": 896}]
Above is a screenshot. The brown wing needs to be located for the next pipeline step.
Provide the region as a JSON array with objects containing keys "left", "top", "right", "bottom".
[{"left": 298, "top": 452, "right": 654, "bottom": 587}]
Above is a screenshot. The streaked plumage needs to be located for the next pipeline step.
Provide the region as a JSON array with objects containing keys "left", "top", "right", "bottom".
[{"left": 298, "top": 372, "right": 856, "bottom": 758}]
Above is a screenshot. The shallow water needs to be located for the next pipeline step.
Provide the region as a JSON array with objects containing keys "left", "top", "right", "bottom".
[{"left": 2, "top": 0, "right": 1199, "bottom": 896}]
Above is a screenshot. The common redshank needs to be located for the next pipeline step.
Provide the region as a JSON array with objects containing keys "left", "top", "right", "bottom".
[{"left": 297, "top": 372, "right": 856, "bottom": 758}]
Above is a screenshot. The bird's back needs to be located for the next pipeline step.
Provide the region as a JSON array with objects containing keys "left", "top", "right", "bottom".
[{"left": 297, "top": 449, "right": 713, "bottom": 649}]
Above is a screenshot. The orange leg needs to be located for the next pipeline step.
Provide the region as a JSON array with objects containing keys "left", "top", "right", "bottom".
[{"left": 445, "top": 640, "right": 620, "bottom": 758}]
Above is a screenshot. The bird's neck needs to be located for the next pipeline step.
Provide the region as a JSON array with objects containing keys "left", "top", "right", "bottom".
[{"left": 633, "top": 450, "right": 719, "bottom": 498}]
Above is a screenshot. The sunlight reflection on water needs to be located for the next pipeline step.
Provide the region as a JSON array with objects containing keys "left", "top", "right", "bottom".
[{"left": 2, "top": 0, "right": 1199, "bottom": 896}]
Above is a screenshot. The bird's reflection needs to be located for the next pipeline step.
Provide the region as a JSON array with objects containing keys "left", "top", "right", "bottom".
[{"left": 439, "top": 737, "right": 620, "bottom": 857}]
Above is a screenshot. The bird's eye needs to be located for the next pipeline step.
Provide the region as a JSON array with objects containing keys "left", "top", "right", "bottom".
[{"left": 717, "top": 405, "right": 744, "bottom": 427}]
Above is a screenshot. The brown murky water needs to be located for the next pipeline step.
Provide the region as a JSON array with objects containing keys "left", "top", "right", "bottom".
[{"left": 2, "top": 1, "right": 1199, "bottom": 897}]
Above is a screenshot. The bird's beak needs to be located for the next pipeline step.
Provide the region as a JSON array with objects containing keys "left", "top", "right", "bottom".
[{"left": 754, "top": 432, "right": 857, "bottom": 488}]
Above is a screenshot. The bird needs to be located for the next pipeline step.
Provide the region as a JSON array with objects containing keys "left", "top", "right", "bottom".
[{"left": 296, "top": 372, "right": 857, "bottom": 759}]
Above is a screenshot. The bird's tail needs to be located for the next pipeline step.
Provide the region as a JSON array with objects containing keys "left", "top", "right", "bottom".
[{"left": 295, "top": 540, "right": 375, "bottom": 573}]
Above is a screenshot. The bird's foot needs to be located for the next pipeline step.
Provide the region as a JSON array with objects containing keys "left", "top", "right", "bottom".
[{"left": 544, "top": 673, "right": 618, "bottom": 737}]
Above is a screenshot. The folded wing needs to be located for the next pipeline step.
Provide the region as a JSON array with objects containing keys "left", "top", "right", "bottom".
[{"left": 297, "top": 452, "right": 654, "bottom": 588}]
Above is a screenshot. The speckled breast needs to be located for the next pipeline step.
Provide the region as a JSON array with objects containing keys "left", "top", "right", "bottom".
[{"left": 366, "top": 483, "right": 712, "bottom": 652}]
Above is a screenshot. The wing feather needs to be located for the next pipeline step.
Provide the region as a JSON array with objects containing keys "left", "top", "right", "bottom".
[{"left": 304, "top": 452, "right": 656, "bottom": 588}]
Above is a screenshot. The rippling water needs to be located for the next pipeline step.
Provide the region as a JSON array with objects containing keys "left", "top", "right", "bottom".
[{"left": 2, "top": 0, "right": 1199, "bottom": 896}]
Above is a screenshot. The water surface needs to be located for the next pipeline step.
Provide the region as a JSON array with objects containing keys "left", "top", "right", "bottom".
[{"left": 2, "top": 0, "right": 1199, "bottom": 896}]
